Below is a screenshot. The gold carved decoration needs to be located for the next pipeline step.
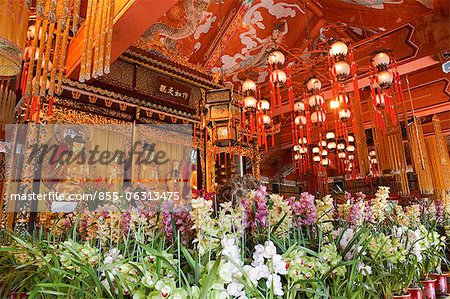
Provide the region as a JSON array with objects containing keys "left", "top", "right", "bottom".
[
  {"left": 374, "top": 123, "right": 409, "bottom": 195},
  {"left": 408, "top": 118, "right": 433, "bottom": 194},
  {"left": 425, "top": 116, "right": 450, "bottom": 202},
  {"left": 79, "top": 0, "right": 114, "bottom": 81}
]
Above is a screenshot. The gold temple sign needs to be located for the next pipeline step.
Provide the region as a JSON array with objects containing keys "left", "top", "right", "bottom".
[{"left": 155, "top": 77, "right": 191, "bottom": 105}]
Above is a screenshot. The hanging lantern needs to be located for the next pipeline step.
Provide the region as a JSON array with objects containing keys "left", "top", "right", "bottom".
[
  {"left": 332, "top": 61, "right": 351, "bottom": 81},
  {"left": 258, "top": 99, "right": 270, "bottom": 111},
  {"left": 294, "top": 115, "right": 307, "bottom": 126},
  {"left": 313, "top": 155, "right": 321, "bottom": 163},
  {"left": 321, "top": 139, "right": 327, "bottom": 148},
  {"left": 372, "top": 51, "right": 390, "bottom": 70},
  {"left": 347, "top": 135, "right": 355, "bottom": 143},
  {"left": 338, "top": 93, "right": 349, "bottom": 104},
  {"left": 299, "top": 137, "right": 307, "bottom": 144},
  {"left": 347, "top": 162, "right": 354, "bottom": 171},
  {"left": 338, "top": 108, "right": 351, "bottom": 122},
  {"left": 242, "top": 79, "right": 256, "bottom": 95},
  {"left": 347, "top": 145, "right": 355, "bottom": 153},
  {"left": 261, "top": 114, "right": 271, "bottom": 126},
  {"left": 329, "top": 41, "right": 348, "bottom": 58},
  {"left": 338, "top": 152, "right": 346, "bottom": 159},
  {"left": 308, "top": 94, "right": 324, "bottom": 108},
  {"left": 327, "top": 141, "right": 337, "bottom": 151},
  {"left": 337, "top": 140, "right": 346, "bottom": 151},
  {"left": 293, "top": 145, "right": 300, "bottom": 152},
  {"left": 321, "top": 158, "right": 329, "bottom": 167},
  {"left": 299, "top": 146, "right": 308, "bottom": 154},
  {"left": 270, "top": 69, "right": 287, "bottom": 86},
  {"left": 326, "top": 132, "right": 335, "bottom": 140},
  {"left": 294, "top": 101, "right": 305, "bottom": 112},
  {"left": 348, "top": 154, "right": 355, "bottom": 161},
  {"left": 330, "top": 99, "right": 340, "bottom": 109},
  {"left": 307, "top": 77, "right": 322, "bottom": 92},
  {"left": 268, "top": 50, "right": 285, "bottom": 67},
  {"left": 294, "top": 153, "right": 301, "bottom": 160},
  {"left": 262, "top": 114, "right": 272, "bottom": 125},
  {"left": 375, "top": 93, "right": 386, "bottom": 109},
  {"left": 322, "top": 149, "right": 328, "bottom": 157},
  {"left": 311, "top": 110, "right": 326, "bottom": 125},
  {"left": 370, "top": 158, "right": 378, "bottom": 164},
  {"left": 243, "top": 95, "right": 257, "bottom": 110},
  {"left": 377, "top": 70, "right": 393, "bottom": 89},
  {"left": 312, "top": 147, "right": 320, "bottom": 155},
  {"left": 369, "top": 150, "right": 376, "bottom": 157}
]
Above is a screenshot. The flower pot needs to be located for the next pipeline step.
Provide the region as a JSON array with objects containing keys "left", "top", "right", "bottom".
[
  {"left": 393, "top": 295, "right": 411, "bottom": 299},
  {"left": 421, "top": 279, "right": 437, "bottom": 299},
  {"left": 408, "top": 288, "right": 424, "bottom": 299},
  {"left": 429, "top": 274, "right": 448, "bottom": 297},
  {"left": 447, "top": 276, "right": 450, "bottom": 296}
]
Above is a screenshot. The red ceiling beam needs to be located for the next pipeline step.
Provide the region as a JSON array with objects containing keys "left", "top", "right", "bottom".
[{"left": 65, "top": 0, "right": 178, "bottom": 79}]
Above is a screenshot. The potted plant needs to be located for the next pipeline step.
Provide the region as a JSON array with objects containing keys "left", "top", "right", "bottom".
[
  {"left": 367, "top": 231, "right": 413, "bottom": 298},
  {"left": 418, "top": 227, "right": 446, "bottom": 299}
]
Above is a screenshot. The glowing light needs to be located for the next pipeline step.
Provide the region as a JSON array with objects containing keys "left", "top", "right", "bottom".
[
  {"left": 261, "top": 114, "right": 271, "bottom": 125},
  {"left": 329, "top": 41, "right": 348, "bottom": 57},
  {"left": 307, "top": 77, "right": 322, "bottom": 92},
  {"left": 268, "top": 50, "right": 285, "bottom": 66},
  {"left": 243, "top": 96, "right": 257, "bottom": 109},
  {"left": 308, "top": 95, "right": 324, "bottom": 108},
  {"left": 242, "top": 78, "right": 256, "bottom": 94},
  {"left": 330, "top": 99, "right": 340, "bottom": 109},
  {"left": 270, "top": 69, "right": 287, "bottom": 86},
  {"left": 377, "top": 70, "right": 393, "bottom": 89},
  {"left": 332, "top": 61, "right": 350, "bottom": 80},
  {"left": 294, "top": 101, "right": 305, "bottom": 112},
  {"left": 258, "top": 99, "right": 270, "bottom": 111},
  {"left": 338, "top": 109, "right": 351, "bottom": 122},
  {"left": 372, "top": 51, "right": 390, "bottom": 69},
  {"left": 294, "top": 115, "right": 307, "bottom": 126},
  {"left": 327, "top": 141, "right": 336, "bottom": 150},
  {"left": 311, "top": 110, "right": 326, "bottom": 124}
]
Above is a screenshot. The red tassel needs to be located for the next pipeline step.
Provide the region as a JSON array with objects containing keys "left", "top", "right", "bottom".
[
  {"left": 24, "top": 97, "right": 31, "bottom": 120},
  {"left": 35, "top": 96, "right": 41, "bottom": 123},
  {"left": 277, "top": 85, "right": 283, "bottom": 117},
  {"left": 47, "top": 96, "right": 54, "bottom": 116}
]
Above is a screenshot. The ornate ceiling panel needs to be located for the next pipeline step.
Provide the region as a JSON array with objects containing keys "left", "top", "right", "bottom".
[{"left": 135, "top": 0, "right": 433, "bottom": 85}]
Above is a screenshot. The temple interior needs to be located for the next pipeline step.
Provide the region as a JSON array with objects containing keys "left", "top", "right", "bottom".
[{"left": 0, "top": 0, "right": 450, "bottom": 298}]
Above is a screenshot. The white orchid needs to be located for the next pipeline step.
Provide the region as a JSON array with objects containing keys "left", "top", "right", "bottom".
[
  {"left": 262, "top": 241, "right": 277, "bottom": 259},
  {"left": 266, "top": 274, "right": 284, "bottom": 296},
  {"left": 357, "top": 262, "right": 372, "bottom": 276}
]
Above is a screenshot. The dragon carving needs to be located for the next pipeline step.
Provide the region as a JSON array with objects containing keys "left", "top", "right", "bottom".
[{"left": 142, "top": 0, "right": 212, "bottom": 49}]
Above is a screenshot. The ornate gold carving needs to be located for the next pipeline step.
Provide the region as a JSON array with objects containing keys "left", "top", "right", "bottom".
[
  {"left": 425, "top": 116, "right": 450, "bottom": 202},
  {"left": 119, "top": 103, "right": 127, "bottom": 111},
  {"left": 409, "top": 118, "right": 433, "bottom": 194},
  {"left": 88, "top": 95, "right": 97, "bottom": 103},
  {"left": 72, "top": 90, "right": 81, "bottom": 99}
]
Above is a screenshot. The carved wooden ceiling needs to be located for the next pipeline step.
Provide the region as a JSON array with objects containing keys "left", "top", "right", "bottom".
[
  {"left": 65, "top": 0, "right": 449, "bottom": 177},
  {"left": 127, "top": 0, "right": 449, "bottom": 178},
  {"left": 136, "top": 0, "right": 435, "bottom": 82}
]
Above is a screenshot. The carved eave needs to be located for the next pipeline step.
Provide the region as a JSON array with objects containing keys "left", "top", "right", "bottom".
[
  {"left": 62, "top": 79, "right": 200, "bottom": 123},
  {"left": 122, "top": 47, "right": 223, "bottom": 90}
]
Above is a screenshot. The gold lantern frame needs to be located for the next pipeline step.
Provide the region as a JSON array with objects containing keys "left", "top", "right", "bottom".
[{"left": 203, "top": 88, "right": 260, "bottom": 192}]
